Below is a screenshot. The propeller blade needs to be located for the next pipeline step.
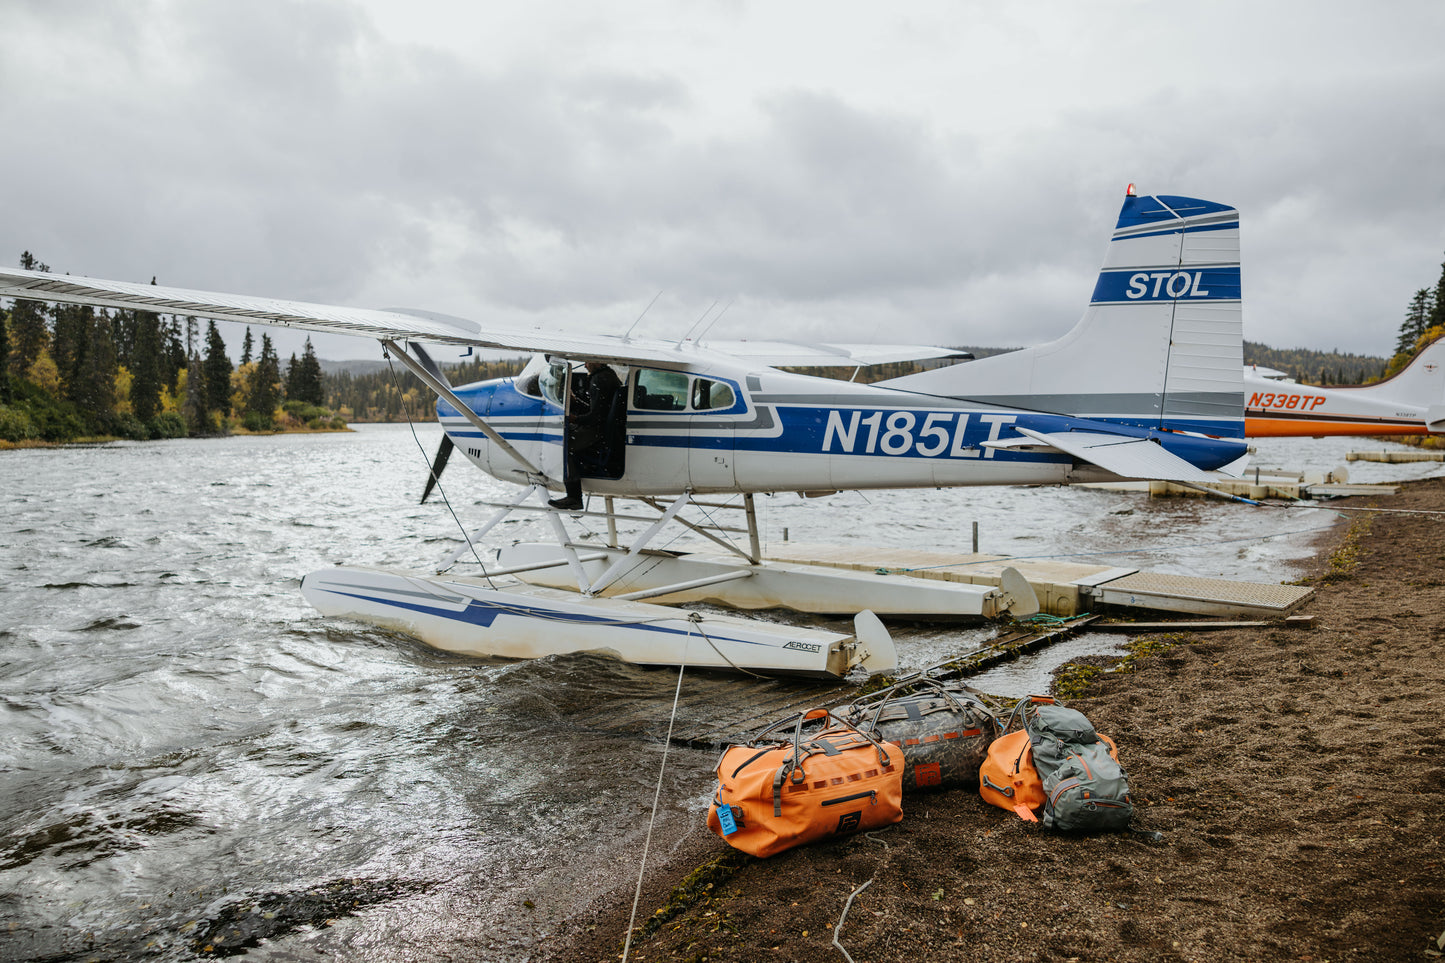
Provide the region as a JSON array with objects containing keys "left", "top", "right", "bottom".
[
  {"left": 408, "top": 341, "right": 451, "bottom": 388},
  {"left": 421, "top": 434, "right": 455, "bottom": 504}
]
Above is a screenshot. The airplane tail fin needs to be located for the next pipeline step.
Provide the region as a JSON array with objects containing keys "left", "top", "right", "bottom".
[
  {"left": 1367, "top": 336, "right": 1445, "bottom": 414},
  {"left": 881, "top": 189, "right": 1244, "bottom": 438}
]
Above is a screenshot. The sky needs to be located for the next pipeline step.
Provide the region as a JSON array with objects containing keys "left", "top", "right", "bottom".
[{"left": 2, "top": 0, "right": 1443, "bottom": 363}]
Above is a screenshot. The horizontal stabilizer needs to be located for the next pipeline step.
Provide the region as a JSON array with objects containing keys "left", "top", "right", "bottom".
[
  {"left": 994, "top": 427, "right": 1219, "bottom": 482},
  {"left": 1214, "top": 452, "right": 1252, "bottom": 479}
]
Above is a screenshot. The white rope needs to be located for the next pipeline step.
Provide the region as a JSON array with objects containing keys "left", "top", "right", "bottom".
[
  {"left": 832, "top": 830, "right": 891, "bottom": 963},
  {"left": 832, "top": 878, "right": 873, "bottom": 963},
  {"left": 621, "top": 631, "right": 689, "bottom": 962}
]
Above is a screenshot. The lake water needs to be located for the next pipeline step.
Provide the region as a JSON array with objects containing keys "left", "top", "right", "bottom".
[{"left": 2, "top": 424, "right": 1439, "bottom": 961}]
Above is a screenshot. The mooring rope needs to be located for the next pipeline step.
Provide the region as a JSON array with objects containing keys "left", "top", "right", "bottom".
[
  {"left": 620, "top": 631, "right": 690, "bottom": 963},
  {"left": 693, "top": 618, "right": 771, "bottom": 679}
]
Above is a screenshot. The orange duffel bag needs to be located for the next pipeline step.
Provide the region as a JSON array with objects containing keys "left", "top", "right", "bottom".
[
  {"left": 707, "top": 708, "right": 904, "bottom": 858},
  {"left": 979, "top": 728, "right": 1046, "bottom": 821}
]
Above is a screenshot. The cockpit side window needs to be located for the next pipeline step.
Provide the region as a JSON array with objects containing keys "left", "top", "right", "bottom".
[
  {"left": 540, "top": 361, "right": 568, "bottom": 408},
  {"left": 691, "top": 378, "right": 735, "bottom": 411},
  {"left": 633, "top": 369, "right": 689, "bottom": 411}
]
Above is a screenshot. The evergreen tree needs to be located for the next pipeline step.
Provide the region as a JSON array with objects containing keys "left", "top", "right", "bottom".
[
  {"left": 245, "top": 332, "right": 282, "bottom": 427},
  {"left": 1397, "top": 289, "right": 1433, "bottom": 355},
  {"left": 240, "top": 326, "right": 254, "bottom": 365},
  {"left": 131, "top": 304, "right": 163, "bottom": 422},
  {"left": 294, "top": 337, "right": 324, "bottom": 405},
  {"left": 72, "top": 310, "right": 117, "bottom": 430},
  {"left": 162, "top": 316, "right": 186, "bottom": 390},
  {"left": 51, "top": 302, "right": 86, "bottom": 398},
  {"left": 8, "top": 252, "right": 51, "bottom": 381},
  {"left": 203, "top": 321, "right": 233, "bottom": 418},
  {"left": 111, "top": 308, "right": 137, "bottom": 370},
  {"left": 285, "top": 352, "right": 300, "bottom": 400},
  {"left": 184, "top": 349, "right": 209, "bottom": 434},
  {"left": 0, "top": 303, "right": 10, "bottom": 403},
  {"left": 1430, "top": 253, "right": 1445, "bottom": 331}
]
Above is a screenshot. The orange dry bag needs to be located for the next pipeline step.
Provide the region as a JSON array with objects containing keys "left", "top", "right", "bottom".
[
  {"left": 708, "top": 708, "right": 903, "bottom": 858},
  {"left": 979, "top": 727, "right": 1046, "bottom": 821}
]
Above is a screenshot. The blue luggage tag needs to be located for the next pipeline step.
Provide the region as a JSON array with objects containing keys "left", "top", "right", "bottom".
[{"left": 716, "top": 803, "right": 738, "bottom": 836}]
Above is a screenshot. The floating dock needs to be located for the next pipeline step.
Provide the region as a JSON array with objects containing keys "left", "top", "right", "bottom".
[
  {"left": 1081, "top": 470, "right": 1399, "bottom": 501},
  {"left": 764, "top": 543, "right": 1314, "bottom": 619},
  {"left": 1347, "top": 449, "right": 1445, "bottom": 463},
  {"left": 564, "top": 547, "right": 1314, "bottom": 748}
]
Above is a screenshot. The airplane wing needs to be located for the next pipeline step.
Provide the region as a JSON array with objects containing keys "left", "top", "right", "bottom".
[
  {"left": 0, "top": 267, "right": 980, "bottom": 373},
  {"left": 985, "top": 427, "right": 1221, "bottom": 482},
  {"left": 0, "top": 267, "right": 697, "bottom": 368},
  {"left": 703, "top": 341, "right": 972, "bottom": 367}
]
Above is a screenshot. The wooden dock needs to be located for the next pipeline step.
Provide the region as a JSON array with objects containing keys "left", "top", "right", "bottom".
[{"left": 765, "top": 543, "right": 1314, "bottom": 619}]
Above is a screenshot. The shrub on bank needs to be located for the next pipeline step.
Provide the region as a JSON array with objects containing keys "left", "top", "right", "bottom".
[{"left": 0, "top": 382, "right": 86, "bottom": 442}]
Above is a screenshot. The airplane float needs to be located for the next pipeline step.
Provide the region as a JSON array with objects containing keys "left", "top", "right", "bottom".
[
  {"left": 0, "top": 188, "right": 1250, "bottom": 679},
  {"left": 1244, "top": 336, "right": 1445, "bottom": 437}
]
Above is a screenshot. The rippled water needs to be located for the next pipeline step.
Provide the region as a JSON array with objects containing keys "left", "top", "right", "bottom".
[{"left": 2, "top": 425, "right": 1439, "bottom": 961}]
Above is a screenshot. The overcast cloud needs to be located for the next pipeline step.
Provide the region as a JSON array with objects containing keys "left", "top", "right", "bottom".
[{"left": 2, "top": 0, "right": 1443, "bottom": 361}]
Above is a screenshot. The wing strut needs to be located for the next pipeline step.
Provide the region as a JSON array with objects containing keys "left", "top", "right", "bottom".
[{"left": 381, "top": 338, "right": 544, "bottom": 479}]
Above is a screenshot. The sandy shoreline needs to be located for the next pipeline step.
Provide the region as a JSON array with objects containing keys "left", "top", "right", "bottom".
[{"left": 535, "top": 477, "right": 1445, "bottom": 963}]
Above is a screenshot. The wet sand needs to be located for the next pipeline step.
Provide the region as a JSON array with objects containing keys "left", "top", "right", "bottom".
[{"left": 536, "top": 477, "right": 1445, "bottom": 963}]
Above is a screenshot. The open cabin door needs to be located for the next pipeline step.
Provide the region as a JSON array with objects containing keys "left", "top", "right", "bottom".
[{"left": 563, "top": 361, "right": 628, "bottom": 486}]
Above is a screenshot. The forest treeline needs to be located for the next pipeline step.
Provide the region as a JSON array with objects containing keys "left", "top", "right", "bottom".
[
  {"left": 325, "top": 357, "right": 527, "bottom": 423},
  {"left": 0, "top": 253, "right": 350, "bottom": 443},
  {"left": 4, "top": 248, "right": 1444, "bottom": 443}
]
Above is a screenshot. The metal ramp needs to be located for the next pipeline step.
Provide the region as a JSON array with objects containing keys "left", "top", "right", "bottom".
[{"left": 1082, "top": 571, "right": 1313, "bottom": 619}]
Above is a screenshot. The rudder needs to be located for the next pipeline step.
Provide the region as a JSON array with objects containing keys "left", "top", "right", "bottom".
[{"left": 880, "top": 188, "right": 1244, "bottom": 439}]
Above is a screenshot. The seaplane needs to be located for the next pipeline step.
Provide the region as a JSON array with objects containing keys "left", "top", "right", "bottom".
[
  {"left": 0, "top": 188, "right": 1250, "bottom": 679},
  {"left": 1244, "top": 336, "right": 1445, "bottom": 437}
]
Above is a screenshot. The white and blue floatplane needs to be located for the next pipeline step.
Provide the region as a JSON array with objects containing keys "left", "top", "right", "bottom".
[{"left": 0, "top": 187, "right": 1250, "bottom": 678}]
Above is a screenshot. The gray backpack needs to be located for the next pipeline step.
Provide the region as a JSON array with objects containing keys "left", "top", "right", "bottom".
[{"left": 1016, "top": 700, "right": 1133, "bottom": 832}]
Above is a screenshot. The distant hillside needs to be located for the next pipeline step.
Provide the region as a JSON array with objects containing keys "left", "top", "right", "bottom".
[
  {"left": 1240, "top": 341, "right": 1388, "bottom": 385},
  {"left": 319, "top": 358, "right": 393, "bottom": 377},
  {"left": 319, "top": 356, "right": 530, "bottom": 377}
]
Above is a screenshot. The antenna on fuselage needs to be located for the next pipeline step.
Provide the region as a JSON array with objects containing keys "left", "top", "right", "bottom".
[
  {"left": 678, "top": 299, "right": 719, "bottom": 346},
  {"left": 691, "top": 297, "right": 734, "bottom": 345},
  {"left": 622, "top": 290, "right": 664, "bottom": 341}
]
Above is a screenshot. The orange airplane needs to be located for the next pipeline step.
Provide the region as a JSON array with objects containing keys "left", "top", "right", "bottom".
[{"left": 1244, "top": 338, "right": 1445, "bottom": 437}]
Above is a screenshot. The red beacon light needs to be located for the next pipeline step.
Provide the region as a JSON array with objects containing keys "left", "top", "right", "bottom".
[{"left": 1126, "top": 183, "right": 1137, "bottom": 196}]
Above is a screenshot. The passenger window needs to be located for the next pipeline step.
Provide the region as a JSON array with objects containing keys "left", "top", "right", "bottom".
[
  {"left": 634, "top": 369, "right": 689, "bottom": 411},
  {"left": 691, "top": 378, "right": 735, "bottom": 411}
]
